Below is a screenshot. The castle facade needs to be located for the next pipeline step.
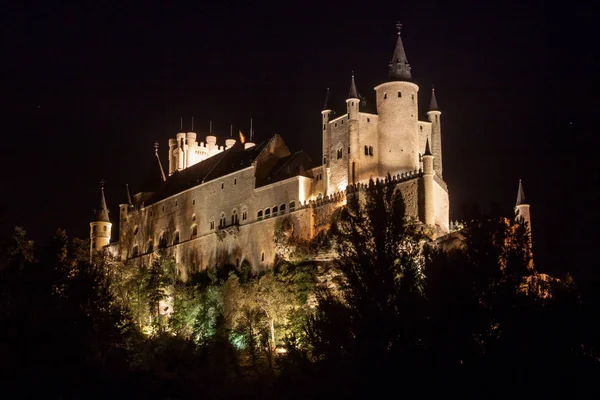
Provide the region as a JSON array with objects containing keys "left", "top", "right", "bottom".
[{"left": 90, "top": 25, "right": 527, "bottom": 277}]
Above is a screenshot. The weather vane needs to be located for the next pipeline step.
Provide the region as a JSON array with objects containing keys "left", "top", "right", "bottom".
[
  {"left": 100, "top": 179, "right": 105, "bottom": 189},
  {"left": 396, "top": 22, "right": 402, "bottom": 34}
]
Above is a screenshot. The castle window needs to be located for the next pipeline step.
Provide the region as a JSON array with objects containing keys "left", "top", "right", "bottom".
[
  {"left": 398, "top": 91, "right": 402, "bottom": 97},
  {"left": 162, "top": 205, "right": 165, "bottom": 211},
  {"left": 341, "top": 120, "right": 344, "bottom": 125},
  {"left": 334, "top": 123, "right": 337, "bottom": 127},
  {"left": 192, "top": 214, "right": 196, "bottom": 222},
  {"left": 257, "top": 210, "right": 263, "bottom": 221},
  {"left": 272, "top": 205, "right": 278, "bottom": 216},
  {"left": 175, "top": 200, "right": 178, "bottom": 206},
  {"left": 412, "top": 94, "right": 415, "bottom": 100},
  {"left": 132, "top": 245, "right": 139, "bottom": 257},
  {"left": 323, "top": 124, "right": 326, "bottom": 130},
  {"left": 265, "top": 208, "right": 271, "bottom": 218},
  {"left": 289, "top": 201, "right": 296, "bottom": 212},
  {"left": 174, "top": 231, "right": 180, "bottom": 244},
  {"left": 280, "top": 204, "right": 286, "bottom": 214},
  {"left": 323, "top": 157, "right": 327, "bottom": 165},
  {"left": 261, "top": 252, "right": 265, "bottom": 262},
  {"left": 384, "top": 93, "right": 387, "bottom": 99},
  {"left": 231, "top": 210, "right": 238, "bottom": 225},
  {"left": 103, "top": 226, "right": 107, "bottom": 232},
  {"left": 191, "top": 225, "right": 198, "bottom": 239},
  {"left": 234, "top": 178, "right": 237, "bottom": 185},
  {"left": 242, "top": 209, "right": 248, "bottom": 221},
  {"left": 337, "top": 148, "right": 342, "bottom": 159},
  {"left": 367, "top": 118, "right": 370, "bottom": 122},
  {"left": 193, "top": 199, "right": 196, "bottom": 205},
  {"left": 420, "top": 126, "right": 423, "bottom": 131},
  {"left": 133, "top": 226, "right": 139, "bottom": 236},
  {"left": 219, "top": 213, "right": 226, "bottom": 228},
  {"left": 209, "top": 220, "right": 215, "bottom": 230},
  {"left": 159, "top": 232, "right": 167, "bottom": 249},
  {"left": 146, "top": 240, "right": 153, "bottom": 253},
  {"left": 221, "top": 183, "right": 224, "bottom": 189},
  {"left": 364, "top": 145, "right": 369, "bottom": 155},
  {"left": 348, "top": 146, "right": 350, "bottom": 154},
  {"left": 369, "top": 146, "right": 373, "bottom": 156}
]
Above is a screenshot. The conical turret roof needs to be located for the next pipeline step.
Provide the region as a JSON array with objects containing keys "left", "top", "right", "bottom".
[
  {"left": 424, "top": 137, "right": 432, "bottom": 156},
  {"left": 95, "top": 182, "right": 110, "bottom": 222},
  {"left": 515, "top": 179, "right": 527, "bottom": 206},
  {"left": 429, "top": 86, "right": 439, "bottom": 111},
  {"left": 348, "top": 73, "right": 359, "bottom": 99},
  {"left": 388, "top": 23, "right": 412, "bottom": 81}
]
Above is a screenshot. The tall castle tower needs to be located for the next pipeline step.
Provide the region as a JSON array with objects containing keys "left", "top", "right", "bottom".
[
  {"left": 374, "top": 23, "right": 420, "bottom": 176},
  {"left": 427, "top": 86, "right": 443, "bottom": 178},
  {"left": 90, "top": 181, "right": 112, "bottom": 255}
]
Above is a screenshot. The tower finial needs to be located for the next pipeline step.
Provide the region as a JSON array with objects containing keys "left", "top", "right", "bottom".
[
  {"left": 389, "top": 22, "right": 412, "bottom": 81},
  {"left": 100, "top": 179, "right": 105, "bottom": 190},
  {"left": 126, "top": 183, "right": 132, "bottom": 205}
]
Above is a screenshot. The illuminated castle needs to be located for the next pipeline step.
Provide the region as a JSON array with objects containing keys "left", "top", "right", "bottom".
[{"left": 89, "top": 24, "right": 531, "bottom": 276}]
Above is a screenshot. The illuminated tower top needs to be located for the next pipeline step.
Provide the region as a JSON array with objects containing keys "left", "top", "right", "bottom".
[
  {"left": 95, "top": 180, "right": 110, "bottom": 223},
  {"left": 388, "top": 23, "right": 412, "bottom": 81}
]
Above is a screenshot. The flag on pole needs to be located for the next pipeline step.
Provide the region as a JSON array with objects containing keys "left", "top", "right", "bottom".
[{"left": 239, "top": 130, "right": 246, "bottom": 144}]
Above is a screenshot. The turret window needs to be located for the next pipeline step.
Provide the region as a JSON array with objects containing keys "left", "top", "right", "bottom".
[
  {"left": 191, "top": 225, "right": 198, "bottom": 238},
  {"left": 398, "top": 91, "right": 402, "bottom": 97},
  {"left": 265, "top": 208, "right": 271, "bottom": 218},
  {"left": 369, "top": 146, "right": 373, "bottom": 156},
  {"left": 337, "top": 148, "right": 343, "bottom": 159},
  {"left": 367, "top": 118, "right": 370, "bottom": 123},
  {"left": 384, "top": 93, "right": 387, "bottom": 99},
  {"left": 231, "top": 210, "right": 239, "bottom": 225},
  {"left": 323, "top": 124, "right": 326, "bottom": 130},
  {"left": 289, "top": 201, "right": 296, "bottom": 211},
  {"left": 193, "top": 199, "right": 196, "bottom": 205},
  {"left": 280, "top": 204, "right": 286, "bottom": 214},
  {"left": 219, "top": 213, "right": 226, "bottom": 228},
  {"left": 364, "top": 145, "right": 369, "bottom": 155},
  {"left": 242, "top": 209, "right": 248, "bottom": 221},
  {"left": 257, "top": 210, "right": 263, "bottom": 221},
  {"left": 209, "top": 220, "right": 215, "bottom": 230},
  {"left": 103, "top": 226, "right": 107, "bottom": 232},
  {"left": 272, "top": 206, "right": 278, "bottom": 216}
]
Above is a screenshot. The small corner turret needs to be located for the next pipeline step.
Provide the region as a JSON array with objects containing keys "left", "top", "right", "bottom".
[
  {"left": 427, "top": 85, "right": 443, "bottom": 178},
  {"left": 90, "top": 180, "right": 112, "bottom": 256},
  {"left": 346, "top": 72, "right": 360, "bottom": 119},
  {"left": 515, "top": 179, "right": 531, "bottom": 231}
]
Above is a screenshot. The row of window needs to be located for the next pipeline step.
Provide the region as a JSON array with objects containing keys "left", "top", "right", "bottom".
[
  {"left": 382, "top": 92, "right": 415, "bottom": 100},
  {"left": 335, "top": 145, "right": 374, "bottom": 159},
  {"left": 257, "top": 201, "right": 296, "bottom": 221},
  {"left": 92, "top": 225, "right": 108, "bottom": 233}
]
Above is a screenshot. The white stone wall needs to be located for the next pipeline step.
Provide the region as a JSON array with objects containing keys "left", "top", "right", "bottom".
[
  {"left": 375, "top": 81, "right": 420, "bottom": 176},
  {"left": 356, "top": 113, "right": 379, "bottom": 182},
  {"left": 433, "top": 179, "right": 450, "bottom": 234},
  {"left": 418, "top": 121, "right": 432, "bottom": 157},
  {"left": 327, "top": 114, "right": 350, "bottom": 194}
]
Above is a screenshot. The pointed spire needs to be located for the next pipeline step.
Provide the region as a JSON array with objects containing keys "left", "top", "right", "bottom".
[
  {"left": 388, "top": 22, "right": 412, "bottom": 81},
  {"left": 125, "top": 184, "right": 133, "bottom": 205},
  {"left": 323, "top": 87, "right": 331, "bottom": 110},
  {"left": 348, "top": 72, "right": 359, "bottom": 99},
  {"left": 516, "top": 179, "right": 527, "bottom": 206},
  {"left": 429, "top": 85, "right": 439, "bottom": 111},
  {"left": 424, "top": 137, "right": 432, "bottom": 156},
  {"left": 96, "top": 180, "right": 110, "bottom": 222}
]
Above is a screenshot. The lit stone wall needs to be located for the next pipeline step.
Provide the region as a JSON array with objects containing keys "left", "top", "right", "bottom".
[
  {"left": 356, "top": 113, "right": 379, "bottom": 182},
  {"left": 375, "top": 81, "right": 420, "bottom": 176},
  {"left": 327, "top": 114, "right": 350, "bottom": 193},
  {"left": 433, "top": 178, "right": 450, "bottom": 234},
  {"left": 119, "top": 168, "right": 312, "bottom": 276}
]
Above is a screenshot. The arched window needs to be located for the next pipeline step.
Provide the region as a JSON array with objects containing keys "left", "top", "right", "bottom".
[
  {"left": 369, "top": 146, "right": 373, "bottom": 156},
  {"left": 192, "top": 213, "right": 196, "bottom": 222},
  {"left": 159, "top": 232, "right": 167, "bottom": 248},
  {"left": 220, "top": 213, "right": 226, "bottom": 228},
  {"left": 174, "top": 231, "right": 180, "bottom": 244},
  {"left": 261, "top": 252, "right": 265, "bottom": 262},
  {"left": 257, "top": 210, "right": 263, "bottom": 220},
  {"left": 191, "top": 225, "right": 198, "bottom": 239},
  {"left": 384, "top": 93, "right": 387, "bottom": 99},
  {"left": 272, "top": 205, "right": 278, "bottom": 216},
  {"left": 397, "top": 91, "right": 402, "bottom": 97},
  {"left": 289, "top": 201, "right": 296, "bottom": 212},
  {"left": 337, "top": 148, "right": 343, "bottom": 159},
  {"left": 280, "top": 203, "right": 286, "bottom": 214},
  {"left": 265, "top": 208, "right": 271, "bottom": 218},
  {"left": 364, "top": 145, "right": 369, "bottom": 155},
  {"left": 209, "top": 219, "right": 215, "bottom": 230},
  {"left": 231, "top": 210, "right": 238, "bottom": 225},
  {"left": 242, "top": 209, "right": 248, "bottom": 221}
]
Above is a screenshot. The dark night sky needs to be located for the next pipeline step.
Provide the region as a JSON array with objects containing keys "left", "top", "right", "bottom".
[{"left": 0, "top": 0, "right": 597, "bottom": 276}]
